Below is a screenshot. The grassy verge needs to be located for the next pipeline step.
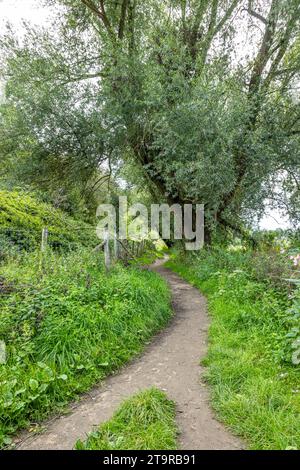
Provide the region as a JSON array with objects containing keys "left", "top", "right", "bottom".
[
  {"left": 0, "top": 189, "right": 95, "bottom": 255},
  {"left": 0, "top": 248, "right": 172, "bottom": 447},
  {"left": 75, "top": 388, "right": 178, "bottom": 450},
  {"left": 166, "top": 250, "right": 300, "bottom": 450}
]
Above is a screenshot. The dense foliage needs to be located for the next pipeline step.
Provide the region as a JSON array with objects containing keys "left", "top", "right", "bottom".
[
  {"left": 75, "top": 388, "right": 178, "bottom": 450},
  {"left": 0, "top": 189, "right": 96, "bottom": 257},
  {"left": 167, "top": 247, "right": 300, "bottom": 449},
  {"left": 0, "top": 1, "right": 299, "bottom": 236},
  {"left": 0, "top": 248, "right": 171, "bottom": 447}
]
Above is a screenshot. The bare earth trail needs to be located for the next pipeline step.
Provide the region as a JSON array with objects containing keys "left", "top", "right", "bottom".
[{"left": 17, "top": 260, "right": 243, "bottom": 450}]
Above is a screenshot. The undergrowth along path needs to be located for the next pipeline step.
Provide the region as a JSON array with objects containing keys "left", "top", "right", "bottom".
[{"left": 17, "top": 259, "right": 243, "bottom": 450}]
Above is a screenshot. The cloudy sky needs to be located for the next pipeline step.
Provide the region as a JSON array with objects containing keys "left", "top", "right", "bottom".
[
  {"left": 0, "top": 1, "right": 292, "bottom": 230},
  {"left": 0, "top": 0, "right": 50, "bottom": 30}
]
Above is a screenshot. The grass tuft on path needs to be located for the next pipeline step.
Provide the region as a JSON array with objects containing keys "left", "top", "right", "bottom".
[{"left": 75, "top": 388, "right": 178, "bottom": 450}]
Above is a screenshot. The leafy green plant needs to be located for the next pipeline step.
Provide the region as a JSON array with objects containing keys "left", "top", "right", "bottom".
[
  {"left": 0, "top": 248, "right": 171, "bottom": 447},
  {"left": 75, "top": 388, "right": 178, "bottom": 450}
]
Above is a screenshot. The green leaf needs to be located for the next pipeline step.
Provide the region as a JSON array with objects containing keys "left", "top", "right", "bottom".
[
  {"left": 29, "top": 378, "right": 39, "bottom": 391},
  {"left": 39, "top": 383, "right": 48, "bottom": 393},
  {"left": 37, "top": 362, "right": 48, "bottom": 369},
  {"left": 9, "top": 379, "right": 17, "bottom": 388},
  {"left": 3, "top": 436, "right": 12, "bottom": 445},
  {"left": 58, "top": 374, "right": 68, "bottom": 381},
  {"left": 14, "top": 388, "right": 26, "bottom": 396},
  {"left": 13, "top": 402, "right": 25, "bottom": 411}
]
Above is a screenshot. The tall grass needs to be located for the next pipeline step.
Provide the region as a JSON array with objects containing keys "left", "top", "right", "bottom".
[
  {"left": 166, "top": 249, "right": 300, "bottom": 450},
  {"left": 0, "top": 248, "right": 171, "bottom": 447}
]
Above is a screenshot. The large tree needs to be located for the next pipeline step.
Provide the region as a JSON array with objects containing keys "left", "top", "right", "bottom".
[{"left": 1, "top": 0, "right": 300, "bottom": 237}]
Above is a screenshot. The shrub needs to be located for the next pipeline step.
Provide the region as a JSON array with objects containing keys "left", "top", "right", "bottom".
[
  {"left": 249, "top": 250, "right": 293, "bottom": 288},
  {"left": 286, "top": 280, "right": 300, "bottom": 366}
]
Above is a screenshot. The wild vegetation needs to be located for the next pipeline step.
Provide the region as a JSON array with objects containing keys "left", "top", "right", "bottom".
[
  {"left": 0, "top": 0, "right": 300, "bottom": 452},
  {"left": 1, "top": 1, "right": 299, "bottom": 238},
  {"left": 0, "top": 189, "right": 96, "bottom": 256},
  {"left": 167, "top": 244, "right": 300, "bottom": 450},
  {"left": 75, "top": 388, "right": 178, "bottom": 450},
  {"left": 0, "top": 190, "right": 171, "bottom": 448}
]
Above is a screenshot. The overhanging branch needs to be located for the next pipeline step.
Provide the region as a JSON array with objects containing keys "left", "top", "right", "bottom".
[{"left": 246, "top": 1, "right": 267, "bottom": 25}]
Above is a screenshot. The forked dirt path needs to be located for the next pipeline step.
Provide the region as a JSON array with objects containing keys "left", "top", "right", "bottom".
[{"left": 16, "top": 259, "right": 243, "bottom": 450}]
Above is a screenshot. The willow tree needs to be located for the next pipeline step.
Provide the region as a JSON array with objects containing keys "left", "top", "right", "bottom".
[{"left": 1, "top": 1, "right": 300, "bottom": 238}]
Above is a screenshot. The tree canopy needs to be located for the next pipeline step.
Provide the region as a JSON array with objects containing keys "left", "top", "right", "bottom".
[{"left": 0, "top": 0, "right": 299, "bottom": 237}]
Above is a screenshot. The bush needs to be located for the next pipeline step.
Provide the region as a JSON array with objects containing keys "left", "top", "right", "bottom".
[
  {"left": 286, "top": 280, "right": 300, "bottom": 366},
  {"left": 249, "top": 250, "right": 293, "bottom": 288},
  {"left": 172, "top": 245, "right": 296, "bottom": 290}
]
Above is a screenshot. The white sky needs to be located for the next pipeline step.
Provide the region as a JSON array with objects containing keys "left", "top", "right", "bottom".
[
  {"left": 259, "top": 209, "right": 290, "bottom": 230},
  {"left": 0, "top": 0, "right": 50, "bottom": 30},
  {"left": 0, "top": 1, "right": 293, "bottom": 230}
]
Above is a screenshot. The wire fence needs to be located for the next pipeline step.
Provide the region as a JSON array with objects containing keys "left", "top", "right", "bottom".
[{"left": 0, "top": 225, "right": 154, "bottom": 272}]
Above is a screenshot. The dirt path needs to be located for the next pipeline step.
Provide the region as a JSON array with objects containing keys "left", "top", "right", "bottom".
[{"left": 16, "top": 260, "right": 243, "bottom": 450}]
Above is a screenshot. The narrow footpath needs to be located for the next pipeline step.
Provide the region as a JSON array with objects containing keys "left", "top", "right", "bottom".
[{"left": 17, "top": 260, "right": 243, "bottom": 450}]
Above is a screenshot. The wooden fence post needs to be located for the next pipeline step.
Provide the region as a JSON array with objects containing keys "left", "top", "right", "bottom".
[
  {"left": 139, "top": 240, "right": 144, "bottom": 256},
  {"left": 104, "top": 228, "right": 110, "bottom": 272},
  {"left": 114, "top": 231, "right": 119, "bottom": 260},
  {"left": 41, "top": 227, "right": 48, "bottom": 252}
]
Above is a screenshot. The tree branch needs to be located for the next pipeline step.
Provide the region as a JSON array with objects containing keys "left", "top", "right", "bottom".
[
  {"left": 264, "top": 12, "right": 299, "bottom": 90},
  {"left": 59, "top": 71, "right": 105, "bottom": 86},
  {"left": 198, "top": 0, "right": 239, "bottom": 68},
  {"left": 118, "top": 0, "right": 129, "bottom": 40},
  {"left": 208, "top": 0, "right": 219, "bottom": 35},
  {"left": 99, "top": 0, "right": 113, "bottom": 33},
  {"left": 246, "top": 1, "right": 267, "bottom": 25},
  {"left": 128, "top": 0, "right": 136, "bottom": 54},
  {"left": 192, "top": 0, "right": 210, "bottom": 38},
  {"left": 180, "top": 0, "right": 187, "bottom": 29},
  {"left": 81, "top": 0, "right": 101, "bottom": 18},
  {"left": 248, "top": 0, "right": 279, "bottom": 95},
  {"left": 197, "top": 0, "right": 218, "bottom": 67},
  {"left": 80, "top": 0, "right": 115, "bottom": 39},
  {"left": 213, "top": 0, "right": 240, "bottom": 35}
]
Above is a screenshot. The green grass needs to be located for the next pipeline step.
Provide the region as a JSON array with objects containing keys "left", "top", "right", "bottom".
[
  {"left": 130, "top": 248, "right": 165, "bottom": 266},
  {"left": 75, "top": 388, "right": 178, "bottom": 450},
  {"left": 0, "top": 189, "right": 95, "bottom": 256},
  {"left": 0, "top": 248, "right": 172, "bottom": 447},
  {"left": 166, "top": 249, "right": 300, "bottom": 450}
]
